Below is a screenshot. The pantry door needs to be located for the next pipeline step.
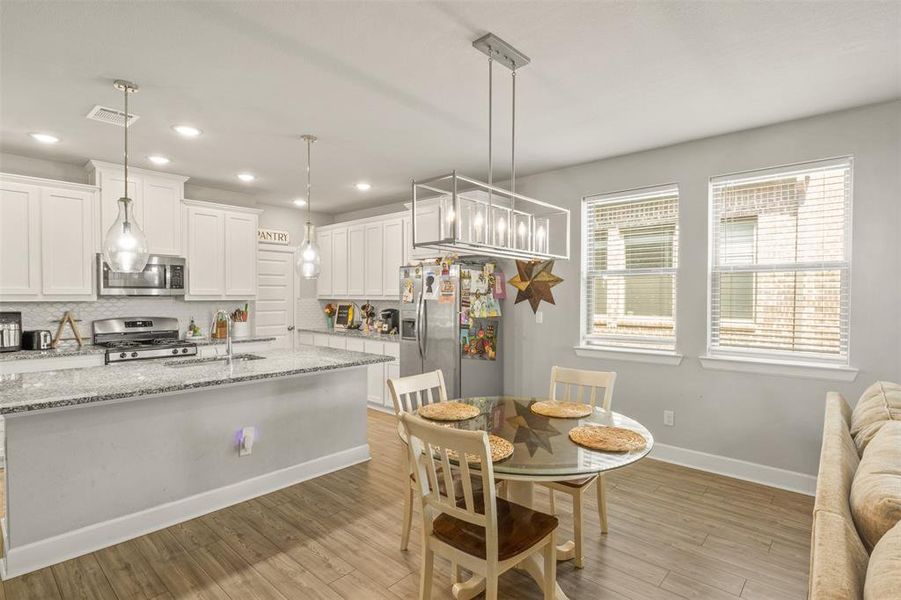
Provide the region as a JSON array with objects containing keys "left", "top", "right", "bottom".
[{"left": 256, "top": 245, "right": 297, "bottom": 350}]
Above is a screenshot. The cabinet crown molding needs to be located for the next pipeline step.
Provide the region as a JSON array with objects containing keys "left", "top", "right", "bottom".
[
  {"left": 183, "top": 198, "right": 263, "bottom": 215},
  {"left": 84, "top": 159, "right": 190, "bottom": 183},
  {"left": 319, "top": 209, "right": 408, "bottom": 232},
  {"left": 0, "top": 172, "right": 99, "bottom": 193}
]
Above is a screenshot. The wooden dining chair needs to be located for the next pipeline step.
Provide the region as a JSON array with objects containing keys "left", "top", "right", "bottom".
[
  {"left": 399, "top": 413, "right": 558, "bottom": 600},
  {"left": 542, "top": 365, "right": 616, "bottom": 568},
  {"left": 387, "top": 370, "right": 448, "bottom": 551}
]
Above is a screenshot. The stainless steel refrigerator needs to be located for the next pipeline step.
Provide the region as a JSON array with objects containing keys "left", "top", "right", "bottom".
[{"left": 399, "top": 263, "right": 504, "bottom": 400}]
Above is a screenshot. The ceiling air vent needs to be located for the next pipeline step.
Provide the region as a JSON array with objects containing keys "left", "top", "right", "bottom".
[{"left": 85, "top": 105, "right": 139, "bottom": 127}]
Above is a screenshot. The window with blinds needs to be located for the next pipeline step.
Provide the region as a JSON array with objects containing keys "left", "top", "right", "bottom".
[
  {"left": 582, "top": 185, "right": 679, "bottom": 350},
  {"left": 708, "top": 157, "right": 852, "bottom": 363}
]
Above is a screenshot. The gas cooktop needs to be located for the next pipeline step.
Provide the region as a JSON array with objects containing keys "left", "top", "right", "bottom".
[{"left": 93, "top": 317, "right": 199, "bottom": 364}]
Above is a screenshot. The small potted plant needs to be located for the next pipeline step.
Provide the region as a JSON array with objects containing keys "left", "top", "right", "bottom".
[{"left": 323, "top": 303, "right": 336, "bottom": 330}]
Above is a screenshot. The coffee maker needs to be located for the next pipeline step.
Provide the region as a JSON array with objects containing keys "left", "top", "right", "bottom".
[
  {"left": 0, "top": 312, "right": 22, "bottom": 352},
  {"left": 379, "top": 309, "right": 399, "bottom": 334}
]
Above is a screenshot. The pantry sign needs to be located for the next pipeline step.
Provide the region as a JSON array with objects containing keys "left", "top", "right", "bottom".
[{"left": 257, "top": 228, "right": 290, "bottom": 245}]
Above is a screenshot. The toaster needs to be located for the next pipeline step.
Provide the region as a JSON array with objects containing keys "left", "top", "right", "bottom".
[{"left": 21, "top": 330, "right": 53, "bottom": 350}]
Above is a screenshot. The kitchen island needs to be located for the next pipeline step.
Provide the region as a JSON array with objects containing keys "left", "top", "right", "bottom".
[{"left": 0, "top": 345, "right": 392, "bottom": 578}]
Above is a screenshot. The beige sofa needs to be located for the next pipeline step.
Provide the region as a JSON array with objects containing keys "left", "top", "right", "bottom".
[{"left": 810, "top": 382, "right": 901, "bottom": 599}]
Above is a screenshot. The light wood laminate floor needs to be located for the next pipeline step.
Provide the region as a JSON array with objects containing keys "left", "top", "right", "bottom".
[{"left": 1, "top": 410, "right": 813, "bottom": 599}]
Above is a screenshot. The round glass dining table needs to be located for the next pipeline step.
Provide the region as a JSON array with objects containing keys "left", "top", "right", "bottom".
[{"left": 413, "top": 396, "right": 654, "bottom": 600}]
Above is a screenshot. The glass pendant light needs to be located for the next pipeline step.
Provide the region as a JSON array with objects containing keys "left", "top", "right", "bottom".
[
  {"left": 296, "top": 134, "right": 321, "bottom": 279},
  {"left": 102, "top": 80, "right": 149, "bottom": 273}
]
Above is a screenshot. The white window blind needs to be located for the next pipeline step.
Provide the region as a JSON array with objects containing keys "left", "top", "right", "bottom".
[
  {"left": 582, "top": 184, "right": 679, "bottom": 350},
  {"left": 709, "top": 157, "right": 852, "bottom": 363}
]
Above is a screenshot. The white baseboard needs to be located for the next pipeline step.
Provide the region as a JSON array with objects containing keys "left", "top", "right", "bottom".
[
  {"left": 2, "top": 444, "right": 371, "bottom": 580},
  {"left": 650, "top": 443, "right": 816, "bottom": 496}
]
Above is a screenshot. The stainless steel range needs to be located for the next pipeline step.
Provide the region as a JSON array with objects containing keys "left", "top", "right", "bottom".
[{"left": 93, "top": 317, "right": 198, "bottom": 364}]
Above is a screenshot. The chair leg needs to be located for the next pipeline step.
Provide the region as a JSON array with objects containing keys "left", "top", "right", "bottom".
[
  {"left": 548, "top": 488, "right": 556, "bottom": 515},
  {"left": 543, "top": 536, "right": 557, "bottom": 600},
  {"left": 485, "top": 566, "right": 499, "bottom": 600},
  {"left": 419, "top": 544, "right": 434, "bottom": 600},
  {"left": 401, "top": 484, "right": 414, "bottom": 551},
  {"left": 596, "top": 475, "right": 608, "bottom": 534},
  {"left": 573, "top": 489, "right": 584, "bottom": 569}
]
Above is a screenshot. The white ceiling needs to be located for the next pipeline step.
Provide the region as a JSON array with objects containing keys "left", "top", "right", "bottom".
[{"left": 1, "top": 1, "right": 898, "bottom": 213}]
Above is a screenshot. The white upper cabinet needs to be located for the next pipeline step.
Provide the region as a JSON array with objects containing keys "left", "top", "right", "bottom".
[
  {"left": 40, "top": 187, "right": 95, "bottom": 297},
  {"left": 364, "top": 222, "right": 384, "bottom": 297},
  {"left": 0, "top": 179, "right": 41, "bottom": 297},
  {"left": 186, "top": 205, "right": 224, "bottom": 297},
  {"left": 405, "top": 202, "right": 441, "bottom": 262},
  {"left": 316, "top": 210, "right": 423, "bottom": 300},
  {"left": 0, "top": 174, "right": 99, "bottom": 302},
  {"left": 142, "top": 178, "right": 182, "bottom": 256},
  {"left": 382, "top": 218, "right": 404, "bottom": 297},
  {"left": 86, "top": 160, "right": 188, "bottom": 257},
  {"left": 224, "top": 211, "right": 257, "bottom": 297},
  {"left": 185, "top": 200, "right": 260, "bottom": 300},
  {"left": 331, "top": 227, "right": 349, "bottom": 297},
  {"left": 317, "top": 229, "right": 333, "bottom": 297},
  {"left": 347, "top": 224, "right": 365, "bottom": 296}
]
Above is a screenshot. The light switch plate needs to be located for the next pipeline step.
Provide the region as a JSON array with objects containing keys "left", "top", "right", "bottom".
[
  {"left": 663, "top": 410, "right": 675, "bottom": 427},
  {"left": 535, "top": 311, "right": 543, "bottom": 324}
]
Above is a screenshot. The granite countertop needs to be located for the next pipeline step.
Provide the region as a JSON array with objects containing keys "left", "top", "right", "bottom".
[
  {"left": 0, "top": 336, "right": 277, "bottom": 362},
  {"left": 298, "top": 327, "right": 399, "bottom": 342},
  {"left": 0, "top": 345, "right": 392, "bottom": 415}
]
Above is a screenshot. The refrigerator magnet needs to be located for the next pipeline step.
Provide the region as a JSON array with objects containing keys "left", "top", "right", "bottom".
[
  {"left": 423, "top": 269, "right": 439, "bottom": 300},
  {"left": 402, "top": 279, "right": 414, "bottom": 303}
]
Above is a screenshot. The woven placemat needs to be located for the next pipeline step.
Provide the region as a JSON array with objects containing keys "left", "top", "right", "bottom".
[
  {"left": 446, "top": 434, "right": 514, "bottom": 464},
  {"left": 530, "top": 400, "right": 592, "bottom": 419},
  {"left": 569, "top": 425, "right": 647, "bottom": 452},
  {"left": 418, "top": 401, "right": 480, "bottom": 421}
]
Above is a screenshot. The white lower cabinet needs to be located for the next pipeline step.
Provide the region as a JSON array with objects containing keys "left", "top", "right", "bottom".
[
  {"left": 297, "top": 332, "right": 315, "bottom": 346},
  {"left": 311, "top": 334, "right": 399, "bottom": 409},
  {"left": 345, "top": 338, "right": 365, "bottom": 353}
]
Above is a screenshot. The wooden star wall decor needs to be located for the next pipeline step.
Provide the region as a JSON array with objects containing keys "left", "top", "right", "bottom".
[{"left": 508, "top": 260, "right": 563, "bottom": 313}]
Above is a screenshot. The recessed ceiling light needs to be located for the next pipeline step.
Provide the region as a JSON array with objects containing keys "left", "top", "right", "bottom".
[
  {"left": 355, "top": 182, "right": 371, "bottom": 191},
  {"left": 293, "top": 198, "right": 307, "bottom": 207},
  {"left": 147, "top": 155, "right": 170, "bottom": 165},
  {"left": 172, "top": 125, "right": 201, "bottom": 137},
  {"left": 30, "top": 132, "right": 60, "bottom": 144},
  {"left": 237, "top": 173, "right": 256, "bottom": 182}
]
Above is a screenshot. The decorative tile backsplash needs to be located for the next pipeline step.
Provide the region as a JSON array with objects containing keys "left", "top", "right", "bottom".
[
  {"left": 0, "top": 298, "right": 253, "bottom": 338},
  {"left": 0, "top": 296, "right": 400, "bottom": 340}
]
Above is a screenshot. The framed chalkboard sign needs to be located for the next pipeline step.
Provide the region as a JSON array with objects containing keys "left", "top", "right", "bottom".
[{"left": 335, "top": 303, "right": 354, "bottom": 328}]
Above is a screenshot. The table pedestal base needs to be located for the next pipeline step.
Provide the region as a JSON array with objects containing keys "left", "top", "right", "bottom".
[{"left": 450, "top": 480, "right": 571, "bottom": 600}]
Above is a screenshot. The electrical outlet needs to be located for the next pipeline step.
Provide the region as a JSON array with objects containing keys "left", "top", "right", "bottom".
[
  {"left": 663, "top": 410, "right": 675, "bottom": 427},
  {"left": 239, "top": 426, "right": 255, "bottom": 456},
  {"left": 535, "top": 311, "right": 543, "bottom": 324}
]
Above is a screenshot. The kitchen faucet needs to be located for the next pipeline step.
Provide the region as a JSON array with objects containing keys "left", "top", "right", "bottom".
[{"left": 211, "top": 310, "right": 235, "bottom": 365}]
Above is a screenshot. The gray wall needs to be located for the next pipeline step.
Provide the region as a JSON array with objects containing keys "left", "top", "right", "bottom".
[{"left": 503, "top": 101, "right": 900, "bottom": 477}]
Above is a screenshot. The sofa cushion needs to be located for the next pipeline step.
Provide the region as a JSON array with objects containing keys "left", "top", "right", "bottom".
[
  {"left": 864, "top": 521, "right": 901, "bottom": 600},
  {"left": 850, "top": 381, "right": 901, "bottom": 455},
  {"left": 815, "top": 393, "right": 860, "bottom": 522},
  {"left": 809, "top": 510, "right": 869, "bottom": 600},
  {"left": 850, "top": 421, "right": 901, "bottom": 550}
]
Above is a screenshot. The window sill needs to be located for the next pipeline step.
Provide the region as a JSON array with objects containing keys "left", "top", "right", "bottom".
[
  {"left": 574, "top": 345, "right": 683, "bottom": 366},
  {"left": 698, "top": 355, "right": 858, "bottom": 381}
]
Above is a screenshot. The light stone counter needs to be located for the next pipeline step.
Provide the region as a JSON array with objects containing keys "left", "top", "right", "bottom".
[{"left": 0, "top": 345, "right": 390, "bottom": 414}]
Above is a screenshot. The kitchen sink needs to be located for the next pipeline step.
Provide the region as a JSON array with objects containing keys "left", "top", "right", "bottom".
[{"left": 164, "top": 354, "right": 266, "bottom": 367}]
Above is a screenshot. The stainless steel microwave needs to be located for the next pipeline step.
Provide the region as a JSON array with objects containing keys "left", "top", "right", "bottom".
[{"left": 97, "top": 254, "right": 187, "bottom": 296}]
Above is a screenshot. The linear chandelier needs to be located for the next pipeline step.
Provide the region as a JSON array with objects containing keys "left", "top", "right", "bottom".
[{"left": 411, "top": 33, "right": 570, "bottom": 261}]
